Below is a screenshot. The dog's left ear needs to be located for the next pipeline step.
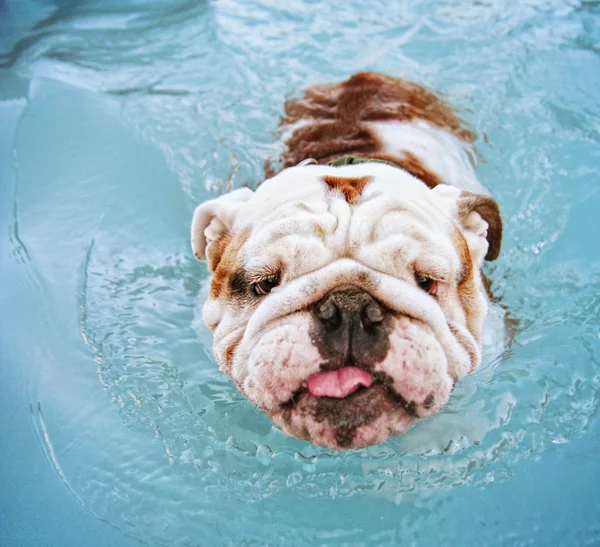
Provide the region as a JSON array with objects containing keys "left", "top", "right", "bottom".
[
  {"left": 191, "top": 188, "right": 254, "bottom": 271},
  {"left": 433, "top": 186, "right": 502, "bottom": 265}
]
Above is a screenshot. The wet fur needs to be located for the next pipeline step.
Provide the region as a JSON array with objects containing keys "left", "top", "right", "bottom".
[{"left": 191, "top": 72, "right": 503, "bottom": 449}]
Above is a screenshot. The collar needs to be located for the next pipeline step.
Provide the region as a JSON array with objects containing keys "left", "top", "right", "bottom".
[{"left": 297, "top": 155, "right": 399, "bottom": 169}]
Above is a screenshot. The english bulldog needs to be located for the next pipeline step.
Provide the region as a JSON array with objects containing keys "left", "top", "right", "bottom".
[{"left": 191, "top": 72, "right": 503, "bottom": 450}]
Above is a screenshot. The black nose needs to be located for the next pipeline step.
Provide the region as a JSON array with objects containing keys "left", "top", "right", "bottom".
[
  {"left": 311, "top": 288, "right": 389, "bottom": 366},
  {"left": 314, "top": 288, "right": 385, "bottom": 329}
]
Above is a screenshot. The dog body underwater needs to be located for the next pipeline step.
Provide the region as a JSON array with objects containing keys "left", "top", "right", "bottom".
[{"left": 191, "top": 72, "right": 503, "bottom": 450}]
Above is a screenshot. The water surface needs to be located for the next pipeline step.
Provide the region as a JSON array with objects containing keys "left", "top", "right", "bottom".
[{"left": 1, "top": 0, "right": 600, "bottom": 545}]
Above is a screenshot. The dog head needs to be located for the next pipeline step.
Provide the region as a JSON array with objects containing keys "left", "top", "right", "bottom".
[{"left": 191, "top": 162, "right": 502, "bottom": 449}]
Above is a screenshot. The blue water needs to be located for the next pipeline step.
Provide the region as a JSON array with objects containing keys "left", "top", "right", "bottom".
[{"left": 1, "top": 0, "right": 600, "bottom": 545}]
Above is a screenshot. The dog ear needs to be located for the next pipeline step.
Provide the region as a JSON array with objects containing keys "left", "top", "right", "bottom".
[
  {"left": 191, "top": 188, "right": 254, "bottom": 271},
  {"left": 457, "top": 191, "right": 502, "bottom": 261},
  {"left": 433, "top": 186, "right": 503, "bottom": 264}
]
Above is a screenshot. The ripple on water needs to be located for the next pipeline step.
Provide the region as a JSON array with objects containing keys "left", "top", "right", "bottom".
[{"left": 78, "top": 238, "right": 600, "bottom": 504}]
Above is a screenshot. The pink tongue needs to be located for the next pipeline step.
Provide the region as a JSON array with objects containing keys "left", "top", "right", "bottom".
[{"left": 307, "top": 367, "right": 374, "bottom": 398}]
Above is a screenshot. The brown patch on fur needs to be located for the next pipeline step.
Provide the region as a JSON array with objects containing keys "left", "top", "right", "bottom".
[
  {"left": 453, "top": 228, "right": 480, "bottom": 342},
  {"left": 271, "top": 72, "right": 475, "bottom": 186},
  {"left": 454, "top": 231, "right": 514, "bottom": 361},
  {"left": 368, "top": 152, "right": 443, "bottom": 189},
  {"left": 223, "top": 333, "right": 243, "bottom": 372},
  {"left": 321, "top": 175, "right": 371, "bottom": 203},
  {"left": 207, "top": 232, "right": 231, "bottom": 272},
  {"left": 210, "top": 227, "right": 250, "bottom": 299}
]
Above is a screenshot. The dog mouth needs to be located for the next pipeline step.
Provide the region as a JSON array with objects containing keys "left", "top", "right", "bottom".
[
  {"left": 307, "top": 366, "right": 375, "bottom": 399},
  {"left": 279, "top": 366, "right": 420, "bottom": 448}
]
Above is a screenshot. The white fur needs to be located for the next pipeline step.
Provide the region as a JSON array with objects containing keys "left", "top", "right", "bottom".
[
  {"left": 369, "top": 120, "right": 485, "bottom": 194},
  {"left": 193, "top": 161, "right": 498, "bottom": 448}
]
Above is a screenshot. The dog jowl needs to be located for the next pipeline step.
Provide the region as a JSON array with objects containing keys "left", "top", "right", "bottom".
[{"left": 191, "top": 72, "right": 502, "bottom": 449}]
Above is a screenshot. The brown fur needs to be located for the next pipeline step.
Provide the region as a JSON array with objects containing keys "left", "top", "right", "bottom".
[
  {"left": 269, "top": 72, "right": 475, "bottom": 187},
  {"left": 223, "top": 333, "right": 243, "bottom": 372},
  {"left": 210, "top": 228, "right": 250, "bottom": 299},
  {"left": 368, "top": 152, "right": 443, "bottom": 189},
  {"left": 453, "top": 228, "right": 480, "bottom": 343},
  {"left": 321, "top": 175, "right": 371, "bottom": 203},
  {"left": 207, "top": 232, "right": 231, "bottom": 272}
]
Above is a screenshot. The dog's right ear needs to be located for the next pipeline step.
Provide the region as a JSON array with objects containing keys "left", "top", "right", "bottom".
[{"left": 191, "top": 188, "right": 254, "bottom": 272}]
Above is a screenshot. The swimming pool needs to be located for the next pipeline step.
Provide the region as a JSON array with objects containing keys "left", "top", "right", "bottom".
[{"left": 1, "top": 0, "right": 600, "bottom": 544}]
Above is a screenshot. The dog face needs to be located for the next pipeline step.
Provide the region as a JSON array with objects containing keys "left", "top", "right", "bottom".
[{"left": 191, "top": 162, "right": 502, "bottom": 449}]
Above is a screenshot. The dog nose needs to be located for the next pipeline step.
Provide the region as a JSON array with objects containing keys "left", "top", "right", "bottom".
[
  {"left": 314, "top": 289, "right": 385, "bottom": 330},
  {"left": 311, "top": 288, "right": 388, "bottom": 365}
]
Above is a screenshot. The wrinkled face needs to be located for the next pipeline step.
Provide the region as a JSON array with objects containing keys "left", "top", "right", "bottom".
[{"left": 192, "top": 163, "right": 502, "bottom": 449}]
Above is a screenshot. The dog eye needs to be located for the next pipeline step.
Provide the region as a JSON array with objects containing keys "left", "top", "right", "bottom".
[
  {"left": 415, "top": 274, "right": 438, "bottom": 296},
  {"left": 252, "top": 274, "right": 280, "bottom": 296}
]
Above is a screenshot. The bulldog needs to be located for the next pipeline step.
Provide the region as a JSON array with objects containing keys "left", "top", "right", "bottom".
[{"left": 191, "top": 72, "right": 502, "bottom": 450}]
